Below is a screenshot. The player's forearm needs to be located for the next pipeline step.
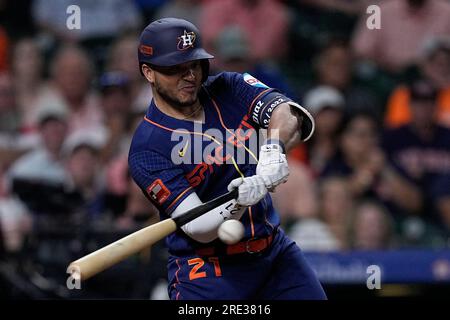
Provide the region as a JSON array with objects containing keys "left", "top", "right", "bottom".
[
  {"left": 181, "top": 204, "right": 246, "bottom": 243},
  {"left": 171, "top": 193, "right": 246, "bottom": 243},
  {"left": 267, "top": 103, "right": 302, "bottom": 152}
]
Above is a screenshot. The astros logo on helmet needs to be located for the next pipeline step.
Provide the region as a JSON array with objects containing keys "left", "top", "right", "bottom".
[{"left": 178, "top": 30, "right": 196, "bottom": 50}]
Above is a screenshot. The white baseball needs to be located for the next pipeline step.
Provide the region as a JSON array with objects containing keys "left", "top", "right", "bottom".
[{"left": 218, "top": 219, "right": 245, "bottom": 245}]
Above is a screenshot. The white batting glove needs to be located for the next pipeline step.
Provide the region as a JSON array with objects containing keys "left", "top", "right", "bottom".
[
  {"left": 256, "top": 142, "right": 289, "bottom": 190},
  {"left": 227, "top": 175, "right": 268, "bottom": 207}
]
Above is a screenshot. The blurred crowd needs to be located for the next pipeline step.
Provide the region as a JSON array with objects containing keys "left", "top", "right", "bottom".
[{"left": 0, "top": 0, "right": 449, "bottom": 299}]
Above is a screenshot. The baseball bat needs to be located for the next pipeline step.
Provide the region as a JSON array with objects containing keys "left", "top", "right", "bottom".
[{"left": 68, "top": 188, "right": 238, "bottom": 281}]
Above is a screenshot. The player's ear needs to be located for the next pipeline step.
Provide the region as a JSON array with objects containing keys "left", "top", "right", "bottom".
[{"left": 141, "top": 64, "right": 155, "bottom": 84}]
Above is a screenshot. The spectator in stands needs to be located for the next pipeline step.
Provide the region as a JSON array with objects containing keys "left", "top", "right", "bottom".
[
  {"left": 384, "top": 36, "right": 450, "bottom": 128},
  {"left": 322, "top": 112, "right": 423, "bottom": 215},
  {"left": 0, "top": 72, "right": 20, "bottom": 139},
  {"left": 200, "top": 0, "right": 290, "bottom": 63},
  {"left": 382, "top": 78, "right": 450, "bottom": 231},
  {"left": 352, "top": 0, "right": 450, "bottom": 74},
  {"left": 322, "top": 112, "right": 383, "bottom": 196},
  {"left": 317, "top": 176, "right": 354, "bottom": 250},
  {"left": 290, "top": 86, "right": 345, "bottom": 174},
  {"left": 97, "top": 71, "right": 133, "bottom": 163},
  {"left": 421, "top": 37, "right": 450, "bottom": 100},
  {"left": 103, "top": 110, "right": 145, "bottom": 217},
  {"left": 11, "top": 38, "right": 45, "bottom": 132},
  {"left": 350, "top": 200, "right": 395, "bottom": 250},
  {"left": 0, "top": 72, "right": 33, "bottom": 210},
  {"left": 308, "top": 39, "right": 381, "bottom": 118},
  {"left": 288, "top": 176, "right": 355, "bottom": 251},
  {"left": 0, "top": 192, "right": 32, "bottom": 253},
  {"left": 0, "top": 74, "right": 32, "bottom": 253},
  {"left": 34, "top": 45, "right": 103, "bottom": 134},
  {"left": 211, "top": 25, "right": 296, "bottom": 98},
  {"left": 153, "top": 0, "right": 202, "bottom": 28},
  {"left": 286, "top": 176, "right": 354, "bottom": 252},
  {"left": 288, "top": 216, "right": 341, "bottom": 252},
  {"left": 0, "top": 72, "right": 25, "bottom": 170},
  {"left": 8, "top": 104, "right": 69, "bottom": 185},
  {"left": 106, "top": 34, "right": 152, "bottom": 112},
  {"left": 64, "top": 130, "right": 106, "bottom": 217},
  {"left": 280, "top": 171, "right": 344, "bottom": 252}
]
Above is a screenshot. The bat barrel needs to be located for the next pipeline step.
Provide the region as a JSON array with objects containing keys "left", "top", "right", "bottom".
[
  {"left": 67, "top": 189, "right": 238, "bottom": 281},
  {"left": 68, "top": 219, "right": 177, "bottom": 281}
]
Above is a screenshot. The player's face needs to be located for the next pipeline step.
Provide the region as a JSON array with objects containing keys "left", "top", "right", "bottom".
[{"left": 151, "top": 60, "right": 203, "bottom": 108}]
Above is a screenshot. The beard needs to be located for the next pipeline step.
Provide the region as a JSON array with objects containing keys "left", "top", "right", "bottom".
[{"left": 154, "top": 80, "right": 198, "bottom": 109}]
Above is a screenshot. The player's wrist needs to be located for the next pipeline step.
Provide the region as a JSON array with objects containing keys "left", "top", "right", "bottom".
[{"left": 262, "top": 138, "right": 286, "bottom": 154}]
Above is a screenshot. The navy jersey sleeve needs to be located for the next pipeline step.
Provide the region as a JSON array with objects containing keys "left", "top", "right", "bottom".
[
  {"left": 228, "top": 72, "right": 275, "bottom": 107},
  {"left": 128, "top": 150, "right": 193, "bottom": 216},
  {"left": 229, "top": 73, "right": 278, "bottom": 121},
  {"left": 228, "top": 72, "right": 299, "bottom": 128},
  {"left": 207, "top": 72, "right": 280, "bottom": 122}
]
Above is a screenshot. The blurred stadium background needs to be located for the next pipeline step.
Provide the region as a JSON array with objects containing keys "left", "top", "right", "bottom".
[{"left": 0, "top": 0, "right": 450, "bottom": 299}]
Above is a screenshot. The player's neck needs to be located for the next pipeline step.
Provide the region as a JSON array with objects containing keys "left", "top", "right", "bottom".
[{"left": 153, "top": 95, "right": 204, "bottom": 122}]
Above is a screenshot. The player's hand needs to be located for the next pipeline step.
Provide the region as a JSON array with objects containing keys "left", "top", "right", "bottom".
[
  {"left": 227, "top": 175, "right": 268, "bottom": 207},
  {"left": 256, "top": 142, "right": 289, "bottom": 191}
]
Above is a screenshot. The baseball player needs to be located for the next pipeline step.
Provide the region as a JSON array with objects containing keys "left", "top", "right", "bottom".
[{"left": 128, "top": 18, "right": 326, "bottom": 300}]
